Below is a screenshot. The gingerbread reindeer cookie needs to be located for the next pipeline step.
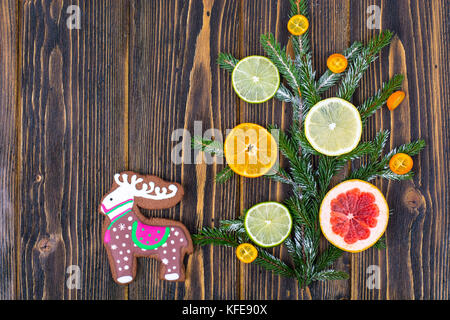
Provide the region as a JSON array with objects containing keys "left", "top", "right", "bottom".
[{"left": 99, "top": 171, "right": 193, "bottom": 284}]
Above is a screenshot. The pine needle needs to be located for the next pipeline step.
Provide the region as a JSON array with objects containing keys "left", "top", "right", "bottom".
[
  {"left": 215, "top": 166, "right": 234, "bottom": 184},
  {"left": 217, "top": 52, "right": 239, "bottom": 73},
  {"left": 260, "top": 33, "right": 302, "bottom": 92},
  {"left": 338, "top": 30, "right": 394, "bottom": 101}
]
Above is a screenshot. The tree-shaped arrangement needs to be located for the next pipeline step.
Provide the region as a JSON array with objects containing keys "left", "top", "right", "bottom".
[{"left": 192, "top": 0, "right": 425, "bottom": 288}]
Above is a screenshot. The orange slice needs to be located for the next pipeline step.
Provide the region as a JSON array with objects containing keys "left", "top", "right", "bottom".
[
  {"left": 389, "top": 153, "right": 413, "bottom": 175},
  {"left": 287, "top": 15, "right": 309, "bottom": 36},
  {"left": 224, "top": 123, "right": 278, "bottom": 178},
  {"left": 236, "top": 243, "right": 258, "bottom": 263},
  {"left": 327, "top": 53, "right": 348, "bottom": 73},
  {"left": 387, "top": 91, "right": 405, "bottom": 111}
]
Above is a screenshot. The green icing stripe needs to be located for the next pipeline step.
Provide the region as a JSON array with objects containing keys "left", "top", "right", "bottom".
[
  {"left": 107, "top": 210, "right": 132, "bottom": 230},
  {"left": 131, "top": 221, "right": 170, "bottom": 250},
  {"left": 106, "top": 200, "right": 133, "bottom": 215}
]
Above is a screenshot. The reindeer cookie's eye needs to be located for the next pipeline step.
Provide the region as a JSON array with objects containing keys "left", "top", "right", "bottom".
[{"left": 110, "top": 198, "right": 113, "bottom": 201}]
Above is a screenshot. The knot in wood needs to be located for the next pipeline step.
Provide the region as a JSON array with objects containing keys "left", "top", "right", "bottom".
[
  {"left": 37, "top": 236, "right": 57, "bottom": 254},
  {"left": 403, "top": 187, "right": 425, "bottom": 210}
]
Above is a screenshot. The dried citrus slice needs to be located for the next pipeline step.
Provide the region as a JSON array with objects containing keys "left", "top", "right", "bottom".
[
  {"left": 244, "top": 202, "right": 292, "bottom": 248},
  {"left": 387, "top": 91, "right": 405, "bottom": 111},
  {"left": 319, "top": 180, "right": 389, "bottom": 253},
  {"left": 327, "top": 53, "right": 348, "bottom": 73},
  {"left": 389, "top": 153, "right": 413, "bottom": 175},
  {"left": 231, "top": 56, "right": 280, "bottom": 104},
  {"left": 224, "top": 123, "right": 278, "bottom": 178},
  {"left": 287, "top": 14, "right": 309, "bottom": 36},
  {"left": 236, "top": 243, "right": 258, "bottom": 263},
  {"left": 304, "top": 97, "right": 362, "bottom": 156}
]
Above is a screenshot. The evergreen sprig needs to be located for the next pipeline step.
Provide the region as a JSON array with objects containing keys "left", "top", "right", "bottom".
[
  {"left": 317, "top": 41, "right": 363, "bottom": 94},
  {"left": 359, "top": 74, "right": 404, "bottom": 123},
  {"left": 192, "top": 0, "right": 425, "bottom": 290},
  {"left": 260, "top": 33, "right": 302, "bottom": 92},
  {"left": 337, "top": 30, "right": 394, "bottom": 101},
  {"left": 217, "top": 52, "right": 239, "bottom": 72}
]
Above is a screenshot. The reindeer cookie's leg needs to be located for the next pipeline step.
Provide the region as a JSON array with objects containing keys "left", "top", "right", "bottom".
[
  {"left": 108, "top": 245, "right": 136, "bottom": 284},
  {"left": 158, "top": 227, "right": 189, "bottom": 281}
]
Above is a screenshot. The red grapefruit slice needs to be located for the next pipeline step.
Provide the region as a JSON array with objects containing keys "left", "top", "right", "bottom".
[{"left": 319, "top": 180, "right": 389, "bottom": 252}]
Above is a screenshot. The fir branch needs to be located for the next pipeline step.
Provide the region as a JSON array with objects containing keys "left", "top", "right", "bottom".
[
  {"left": 289, "top": 0, "right": 309, "bottom": 17},
  {"left": 295, "top": 52, "right": 321, "bottom": 110},
  {"left": 370, "top": 130, "right": 390, "bottom": 162},
  {"left": 317, "top": 41, "right": 363, "bottom": 94},
  {"left": 312, "top": 270, "right": 349, "bottom": 281},
  {"left": 337, "top": 30, "right": 394, "bottom": 101},
  {"left": 316, "top": 157, "right": 340, "bottom": 199},
  {"left": 336, "top": 141, "right": 375, "bottom": 162},
  {"left": 285, "top": 225, "right": 307, "bottom": 267},
  {"left": 254, "top": 249, "right": 296, "bottom": 278},
  {"left": 284, "top": 195, "right": 314, "bottom": 228},
  {"left": 192, "top": 227, "right": 242, "bottom": 247},
  {"left": 266, "top": 168, "right": 298, "bottom": 188},
  {"left": 359, "top": 74, "right": 404, "bottom": 123},
  {"left": 217, "top": 52, "right": 239, "bottom": 73},
  {"left": 379, "top": 169, "right": 415, "bottom": 181},
  {"left": 289, "top": 0, "right": 311, "bottom": 59},
  {"left": 373, "top": 235, "right": 387, "bottom": 249},
  {"left": 293, "top": 129, "right": 321, "bottom": 156},
  {"left": 275, "top": 83, "right": 296, "bottom": 103},
  {"left": 191, "top": 136, "right": 224, "bottom": 157},
  {"left": 381, "top": 139, "right": 426, "bottom": 166},
  {"left": 220, "top": 216, "right": 246, "bottom": 233},
  {"left": 215, "top": 166, "right": 234, "bottom": 184},
  {"left": 314, "top": 245, "right": 343, "bottom": 272},
  {"left": 260, "top": 33, "right": 302, "bottom": 92}
]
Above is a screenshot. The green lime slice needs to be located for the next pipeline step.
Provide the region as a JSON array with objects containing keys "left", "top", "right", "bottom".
[
  {"left": 304, "top": 97, "right": 362, "bottom": 156},
  {"left": 244, "top": 202, "right": 292, "bottom": 247},
  {"left": 232, "top": 56, "right": 280, "bottom": 104}
]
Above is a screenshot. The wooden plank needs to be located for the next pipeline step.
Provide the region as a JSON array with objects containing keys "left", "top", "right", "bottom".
[
  {"left": 128, "top": 0, "right": 239, "bottom": 299},
  {"left": 239, "top": 0, "right": 301, "bottom": 300},
  {"left": 19, "top": 0, "right": 129, "bottom": 299},
  {"left": 307, "top": 0, "right": 351, "bottom": 300},
  {"left": 0, "top": 0, "right": 18, "bottom": 300},
  {"left": 350, "top": 0, "right": 449, "bottom": 299}
]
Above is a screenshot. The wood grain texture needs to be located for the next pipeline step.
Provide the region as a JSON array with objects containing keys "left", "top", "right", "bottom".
[
  {"left": 1, "top": 0, "right": 448, "bottom": 300},
  {"left": 19, "top": 0, "right": 129, "bottom": 299},
  {"left": 0, "top": 0, "right": 18, "bottom": 300},
  {"left": 349, "top": 0, "right": 450, "bottom": 299},
  {"left": 128, "top": 0, "right": 239, "bottom": 299}
]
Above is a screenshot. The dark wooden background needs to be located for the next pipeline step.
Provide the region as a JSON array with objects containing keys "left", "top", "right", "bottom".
[{"left": 0, "top": 0, "right": 448, "bottom": 300}]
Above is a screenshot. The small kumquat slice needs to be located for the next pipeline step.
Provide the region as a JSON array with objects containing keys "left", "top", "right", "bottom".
[
  {"left": 327, "top": 53, "right": 348, "bottom": 73},
  {"left": 236, "top": 243, "right": 258, "bottom": 263},
  {"left": 389, "top": 153, "right": 413, "bottom": 175},
  {"left": 287, "top": 14, "right": 309, "bottom": 36},
  {"left": 387, "top": 91, "right": 406, "bottom": 111}
]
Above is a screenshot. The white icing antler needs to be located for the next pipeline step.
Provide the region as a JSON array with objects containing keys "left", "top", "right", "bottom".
[{"left": 114, "top": 173, "right": 178, "bottom": 200}]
